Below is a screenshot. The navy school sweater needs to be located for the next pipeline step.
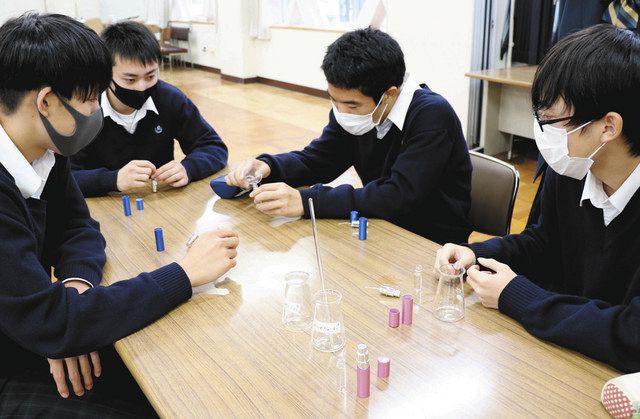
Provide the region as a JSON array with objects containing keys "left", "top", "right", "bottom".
[
  {"left": 257, "top": 85, "right": 472, "bottom": 244},
  {"left": 469, "top": 168, "right": 640, "bottom": 372},
  {"left": 71, "top": 80, "right": 228, "bottom": 197},
  {"left": 0, "top": 155, "right": 192, "bottom": 377}
]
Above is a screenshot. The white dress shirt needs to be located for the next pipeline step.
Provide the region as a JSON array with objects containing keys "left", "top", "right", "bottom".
[
  {"left": 580, "top": 163, "right": 640, "bottom": 225},
  {"left": 375, "top": 73, "right": 422, "bottom": 139},
  {"left": 0, "top": 123, "right": 55, "bottom": 200},
  {"left": 101, "top": 91, "right": 159, "bottom": 134}
]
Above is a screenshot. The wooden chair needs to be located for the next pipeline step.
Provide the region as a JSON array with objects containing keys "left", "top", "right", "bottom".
[{"left": 160, "top": 26, "right": 191, "bottom": 70}]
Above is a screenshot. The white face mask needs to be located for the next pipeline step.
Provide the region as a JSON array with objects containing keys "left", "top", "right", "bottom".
[
  {"left": 533, "top": 118, "right": 606, "bottom": 180},
  {"left": 332, "top": 94, "right": 388, "bottom": 136}
]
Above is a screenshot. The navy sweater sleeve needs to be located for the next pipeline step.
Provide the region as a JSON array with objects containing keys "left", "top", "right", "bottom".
[
  {"left": 47, "top": 157, "right": 107, "bottom": 287},
  {"left": 498, "top": 276, "right": 640, "bottom": 372},
  {"left": 172, "top": 89, "right": 228, "bottom": 182},
  {"left": 300, "top": 126, "right": 456, "bottom": 219},
  {"left": 469, "top": 169, "right": 640, "bottom": 372},
  {"left": 0, "top": 177, "right": 192, "bottom": 359},
  {"left": 70, "top": 149, "right": 118, "bottom": 197},
  {"left": 257, "top": 110, "right": 354, "bottom": 187},
  {"left": 262, "top": 103, "right": 464, "bottom": 220}
]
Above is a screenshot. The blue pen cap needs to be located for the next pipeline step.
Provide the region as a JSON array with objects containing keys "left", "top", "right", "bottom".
[
  {"left": 350, "top": 210, "right": 359, "bottom": 223},
  {"left": 136, "top": 197, "right": 144, "bottom": 211},
  {"left": 154, "top": 227, "right": 165, "bottom": 251},
  {"left": 358, "top": 217, "right": 368, "bottom": 240},
  {"left": 122, "top": 195, "right": 131, "bottom": 216}
]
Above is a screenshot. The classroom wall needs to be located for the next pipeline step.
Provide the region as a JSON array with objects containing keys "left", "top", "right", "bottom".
[
  {"left": 100, "top": 0, "right": 144, "bottom": 23},
  {"left": 0, "top": 0, "right": 100, "bottom": 24},
  {"left": 385, "top": 1, "right": 474, "bottom": 135},
  {"left": 0, "top": 0, "right": 474, "bottom": 134},
  {"left": 211, "top": 0, "right": 474, "bottom": 133}
]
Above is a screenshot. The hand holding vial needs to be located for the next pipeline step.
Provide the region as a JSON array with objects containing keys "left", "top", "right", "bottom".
[{"left": 225, "top": 158, "right": 271, "bottom": 189}]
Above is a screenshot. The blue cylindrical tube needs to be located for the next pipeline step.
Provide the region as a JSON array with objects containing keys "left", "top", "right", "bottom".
[
  {"left": 350, "top": 210, "right": 359, "bottom": 224},
  {"left": 122, "top": 195, "right": 131, "bottom": 216},
  {"left": 154, "top": 227, "right": 165, "bottom": 251},
  {"left": 359, "top": 217, "right": 367, "bottom": 240},
  {"left": 136, "top": 197, "right": 144, "bottom": 211}
]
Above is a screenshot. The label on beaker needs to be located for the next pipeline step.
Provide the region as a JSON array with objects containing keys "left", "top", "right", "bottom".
[
  {"left": 313, "top": 320, "right": 341, "bottom": 334},
  {"left": 284, "top": 302, "right": 301, "bottom": 315}
]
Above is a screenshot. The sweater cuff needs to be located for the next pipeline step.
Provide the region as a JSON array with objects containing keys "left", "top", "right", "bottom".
[
  {"left": 466, "top": 241, "right": 499, "bottom": 259},
  {"left": 498, "top": 275, "right": 553, "bottom": 322},
  {"left": 299, "top": 187, "right": 318, "bottom": 219},
  {"left": 180, "top": 160, "right": 195, "bottom": 183},
  {"left": 100, "top": 170, "right": 118, "bottom": 194},
  {"left": 57, "top": 265, "right": 103, "bottom": 287},
  {"left": 151, "top": 262, "right": 193, "bottom": 310},
  {"left": 256, "top": 155, "right": 282, "bottom": 183}
]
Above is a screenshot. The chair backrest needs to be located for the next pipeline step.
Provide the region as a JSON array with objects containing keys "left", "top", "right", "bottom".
[
  {"left": 468, "top": 150, "right": 520, "bottom": 236},
  {"left": 84, "top": 17, "right": 103, "bottom": 34},
  {"left": 146, "top": 24, "right": 161, "bottom": 34},
  {"left": 169, "top": 26, "right": 190, "bottom": 42}
]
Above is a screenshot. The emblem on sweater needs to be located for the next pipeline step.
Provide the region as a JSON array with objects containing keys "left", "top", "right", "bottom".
[{"left": 155, "top": 125, "right": 163, "bottom": 134}]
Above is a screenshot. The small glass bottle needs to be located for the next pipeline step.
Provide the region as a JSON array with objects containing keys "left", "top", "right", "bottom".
[{"left": 413, "top": 264, "right": 424, "bottom": 303}]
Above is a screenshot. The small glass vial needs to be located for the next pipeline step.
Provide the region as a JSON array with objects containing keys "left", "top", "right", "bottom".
[{"left": 413, "top": 264, "right": 424, "bottom": 303}]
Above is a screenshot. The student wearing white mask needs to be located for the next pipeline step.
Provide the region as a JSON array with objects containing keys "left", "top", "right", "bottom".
[
  {"left": 226, "top": 28, "right": 472, "bottom": 244},
  {"left": 435, "top": 24, "right": 640, "bottom": 372}
]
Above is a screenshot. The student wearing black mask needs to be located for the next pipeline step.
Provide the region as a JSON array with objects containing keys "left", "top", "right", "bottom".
[
  {"left": 71, "top": 21, "right": 228, "bottom": 197},
  {"left": 0, "top": 13, "right": 239, "bottom": 415}
]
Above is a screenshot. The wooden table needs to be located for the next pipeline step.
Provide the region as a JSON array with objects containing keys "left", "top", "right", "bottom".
[
  {"left": 466, "top": 66, "right": 537, "bottom": 157},
  {"left": 86, "top": 178, "right": 617, "bottom": 417}
]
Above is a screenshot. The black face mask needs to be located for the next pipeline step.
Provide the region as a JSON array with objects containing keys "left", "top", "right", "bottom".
[
  {"left": 37, "top": 93, "right": 104, "bottom": 156},
  {"left": 110, "top": 81, "right": 157, "bottom": 110}
]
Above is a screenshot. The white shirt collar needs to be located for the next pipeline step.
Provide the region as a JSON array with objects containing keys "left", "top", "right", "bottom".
[
  {"left": 580, "top": 163, "right": 640, "bottom": 225},
  {"left": 375, "top": 73, "right": 421, "bottom": 139},
  {"left": 0, "top": 123, "right": 55, "bottom": 200},
  {"left": 101, "top": 91, "right": 159, "bottom": 134}
]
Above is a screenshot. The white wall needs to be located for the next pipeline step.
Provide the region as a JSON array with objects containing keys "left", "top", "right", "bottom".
[
  {"left": 250, "top": 28, "right": 339, "bottom": 87},
  {"left": 238, "top": 0, "right": 474, "bottom": 133},
  {"left": 0, "top": 0, "right": 100, "bottom": 23},
  {"left": 0, "top": 0, "right": 43, "bottom": 23},
  {"left": 385, "top": 1, "right": 474, "bottom": 133},
  {"left": 100, "top": 0, "right": 143, "bottom": 23}
]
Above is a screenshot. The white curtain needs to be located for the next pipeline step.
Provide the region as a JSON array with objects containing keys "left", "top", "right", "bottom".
[
  {"left": 164, "top": 0, "right": 217, "bottom": 23},
  {"left": 143, "top": 0, "right": 169, "bottom": 27},
  {"left": 203, "top": 0, "right": 217, "bottom": 22},
  {"left": 286, "top": 0, "right": 328, "bottom": 27},
  {"left": 249, "top": 0, "right": 281, "bottom": 40},
  {"left": 355, "top": 0, "right": 386, "bottom": 29}
]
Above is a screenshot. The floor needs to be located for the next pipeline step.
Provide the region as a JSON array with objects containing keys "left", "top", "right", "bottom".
[{"left": 160, "top": 66, "right": 540, "bottom": 242}]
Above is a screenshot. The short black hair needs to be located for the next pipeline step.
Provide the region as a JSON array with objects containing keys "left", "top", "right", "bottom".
[
  {"left": 532, "top": 24, "right": 640, "bottom": 156},
  {"left": 0, "top": 12, "right": 111, "bottom": 114},
  {"left": 101, "top": 21, "right": 161, "bottom": 66},
  {"left": 321, "top": 27, "right": 405, "bottom": 102}
]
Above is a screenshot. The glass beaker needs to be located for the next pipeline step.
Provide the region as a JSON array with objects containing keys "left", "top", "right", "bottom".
[
  {"left": 282, "top": 271, "right": 312, "bottom": 331},
  {"left": 433, "top": 263, "right": 465, "bottom": 322},
  {"left": 311, "top": 289, "right": 345, "bottom": 352}
]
